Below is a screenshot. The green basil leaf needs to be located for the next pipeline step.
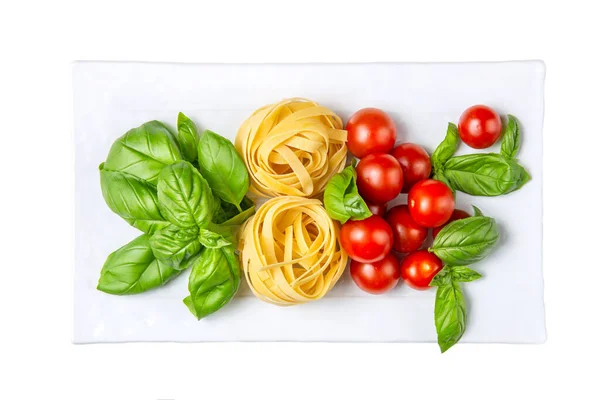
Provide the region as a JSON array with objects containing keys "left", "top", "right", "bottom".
[
  {"left": 149, "top": 225, "right": 202, "bottom": 269},
  {"left": 197, "top": 130, "right": 249, "bottom": 210},
  {"left": 103, "top": 121, "right": 182, "bottom": 185},
  {"left": 434, "top": 275, "right": 467, "bottom": 353},
  {"left": 430, "top": 216, "right": 499, "bottom": 265},
  {"left": 450, "top": 266, "right": 482, "bottom": 282},
  {"left": 177, "top": 112, "right": 200, "bottom": 162},
  {"left": 432, "top": 123, "right": 459, "bottom": 172},
  {"left": 198, "top": 228, "right": 231, "bottom": 249},
  {"left": 157, "top": 161, "right": 216, "bottom": 228},
  {"left": 443, "top": 153, "right": 531, "bottom": 196},
  {"left": 97, "top": 234, "right": 179, "bottom": 295},
  {"left": 183, "top": 245, "right": 241, "bottom": 320},
  {"left": 430, "top": 266, "right": 451, "bottom": 287},
  {"left": 324, "top": 165, "right": 372, "bottom": 224},
  {"left": 500, "top": 115, "right": 520, "bottom": 159},
  {"left": 213, "top": 196, "right": 255, "bottom": 226},
  {"left": 472, "top": 205, "right": 484, "bottom": 216},
  {"left": 432, "top": 172, "right": 455, "bottom": 196},
  {"left": 99, "top": 165, "right": 170, "bottom": 234}
]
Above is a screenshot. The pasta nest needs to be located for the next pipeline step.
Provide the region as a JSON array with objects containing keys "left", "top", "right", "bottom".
[
  {"left": 239, "top": 196, "right": 348, "bottom": 306},
  {"left": 235, "top": 98, "right": 347, "bottom": 198}
]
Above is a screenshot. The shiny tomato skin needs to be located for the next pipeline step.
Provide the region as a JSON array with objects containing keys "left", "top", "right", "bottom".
[
  {"left": 366, "top": 201, "right": 387, "bottom": 217},
  {"left": 458, "top": 105, "right": 502, "bottom": 149},
  {"left": 391, "top": 143, "right": 432, "bottom": 192},
  {"left": 350, "top": 253, "right": 402, "bottom": 294},
  {"left": 356, "top": 153, "right": 403, "bottom": 204},
  {"left": 432, "top": 209, "right": 471, "bottom": 239},
  {"left": 399, "top": 250, "right": 443, "bottom": 290},
  {"left": 346, "top": 108, "right": 397, "bottom": 158},
  {"left": 408, "top": 179, "right": 455, "bottom": 228},
  {"left": 340, "top": 215, "right": 393, "bottom": 263},
  {"left": 385, "top": 205, "right": 428, "bottom": 253}
]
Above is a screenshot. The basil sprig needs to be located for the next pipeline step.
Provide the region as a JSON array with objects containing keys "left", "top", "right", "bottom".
[
  {"left": 98, "top": 114, "right": 254, "bottom": 320},
  {"left": 429, "top": 206, "right": 499, "bottom": 353},
  {"left": 430, "top": 266, "right": 482, "bottom": 353},
  {"left": 432, "top": 115, "right": 531, "bottom": 196},
  {"left": 324, "top": 164, "right": 372, "bottom": 223}
]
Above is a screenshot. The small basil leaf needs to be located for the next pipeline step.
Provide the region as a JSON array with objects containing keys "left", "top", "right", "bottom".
[
  {"left": 157, "top": 161, "right": 216, "bottom": 228},
  {"left": 324, "top": 165, "right": 372, "bottom": 224},
  {"left": 213, "top": 196, "right": 255, "bottom": 226},
  {"left": 99, "top": 165, "right": 170, "bottom": 234},
  {"left": 198, "top": 228, "right": 231, "bottom": 249},
  {"left": 450, "top": 266, "right": 482, "bottom": 282},
  {"left": 184, "top": 245, "right": 241, "bottom": 320},
  {"left": 177, "top": 112, "right": 200, "bottom": 162},
  {"left": 432, "top": 123, "right": 459, "bottom": 172},
  {"left": 97, "top": 234, "right": 180, "bottom": 295},
  {"left": 430, "top": 266, "right": 451, "bottom": 287},
  {"left": 430, "top": 216, "right": 499, "bottom": 266},
  {"left": 434, "top": 276, "right": 467, "bottom": 353},
  {"left": 197, "top": 130, "right": 249, "bottom": 210},
  {"left": 103, "top": 121, "right": 182, "bottom": 185},
  {"left": 500, "top": 115, "right": 520, "bottom": 159},
  {"left": 443, "top": 153, "right": 531, "bottom": 196},
  {"left": 149, "top": 225, "right": 202, "bottom": 270},
  {"left": 472, "top": 205, "right": 484, "bottom": 216}
]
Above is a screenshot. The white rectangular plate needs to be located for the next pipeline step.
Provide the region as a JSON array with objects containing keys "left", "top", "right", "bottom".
[{"left": 73, "top": 61, "right": 545, "bottom": 343}]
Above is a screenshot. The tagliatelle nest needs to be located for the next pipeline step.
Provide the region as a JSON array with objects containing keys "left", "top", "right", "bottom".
[
  {"left": 235, "top": 98, "right": 347, "bottom": 198},
  {"left": 239, "top": 196, "right": 348, "bottom": 306}
]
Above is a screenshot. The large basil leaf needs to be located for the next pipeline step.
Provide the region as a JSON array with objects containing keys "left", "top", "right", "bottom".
[
  {"left": 430, "top": 270, "right": 467, "bottom": 353},
  {"left": 149, "top": 225, "right": 202, "bottom": 269},
  {"left": 157, "top": 161, "right": 216, "bottom": 228},
  {"left": 99, "top": 164, "right": 170, "bottom": 234},
  {"left": 103, "top": 121, "right": 182, "bottom": 185},
  {"left": 430, "top": 215, "right": 499, "bottom": 265},
  {"left": 500, "top": 115, "right": 520, "bottom": 159},
  {"left": 431, "top": 123, "right": 459, "bottom": 172},
  {"left": 97, "top": 234, "right": 179, "bottom": 295},
  {"left": 177, "top": 112, "right": 200, "bottom": 162},
  {"left": 183, "top": 245, "right": 241, "bottom": 320},
  {"left": 213, "top": 196, "right": 255, "bottom": 226},
  {"left": 197, "top": 130, "right": 249, "bottom": 210},
  {"left": 324, "top": 165, "right": 372, "bottom": 224},
  {"left": 443, "top": 153, "right": 530, "bottom": 196}
]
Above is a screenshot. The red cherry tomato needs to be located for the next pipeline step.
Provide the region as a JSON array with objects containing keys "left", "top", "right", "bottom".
[
  {"left": 346, "top": 108, "right": 397, "bottom": 158},
  {"left": 408, "top": 179, "right": 455, "bottom": 228},
  {"left": 366, "top": 201, "right": 387, "bottom": 217},
  {"left": 340, "top": 215, "right": 393, "bottom": 263},
  {"left": 458, "top": 105, "right": 502, "bottom": 149},
  {"left": 356, "top": 153, "right": 403, "bottom": 204},
  {"left": 391, "top": 143, "right": 432, "bottom": 192},
  {"left": 385, "top": 205, "right": 428, "bottom": 253},
  {"left": 350, "top": 253, "right": 402, "bottom": 294},
  {"left": 432, "top": 209, "right": 471, "bottom": 239},
  {"left": 399, "top": 250, "right": 443, "bottom": 290}
]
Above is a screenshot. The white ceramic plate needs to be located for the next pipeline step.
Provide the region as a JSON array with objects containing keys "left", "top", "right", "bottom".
[{"left": 73, "top": 61, "right": 545, "bottom": 343}]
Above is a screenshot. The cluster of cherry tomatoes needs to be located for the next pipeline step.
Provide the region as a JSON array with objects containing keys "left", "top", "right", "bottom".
[{"left": 340, "top": 105, "right": 502, "bottom": 294}]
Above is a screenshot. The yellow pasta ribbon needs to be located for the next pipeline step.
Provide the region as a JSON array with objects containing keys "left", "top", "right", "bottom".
[
  {"left": 235, "top": 98, "right": 347, "bottom": 198},
  {"left": 239, "top": 196, "right": 348, "bottom": 306}
]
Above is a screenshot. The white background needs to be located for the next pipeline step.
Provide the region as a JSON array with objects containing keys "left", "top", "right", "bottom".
[{"left": 0, "top": 0, "right": 598, "bottom": 399}]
